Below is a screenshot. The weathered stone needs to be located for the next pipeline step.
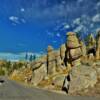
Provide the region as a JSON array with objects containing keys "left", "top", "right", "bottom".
[
  {"left": 60, "top": 44, "right": 66, "bottom": 61},
  {"left": 94, "top": 62, "right": 100, "bottom": 80},
  {"left": 32, "top": 64, "right": 47, "bottom": 86},
  {"left": 55, "top": 50, "right": 65, "bottom": 72},
  {"left": 88, "top": 53, "right": 94, "bottom": 61},
  {"left": 52, "top": 74, "right": 67, "bottom": 87},
  {"left": 66, "top": 32, "right": 82, "bottom": 66},
  {"left": 96, "top": 30, "right": 100, "bottom": 60},
  {"left": 47, "top": 46, "right": 56, "bottom": 76},
  {"left": 67, "top": 32, "right": 80, "bottom": 48},
  {"left": 31, "top": 55, "right": 47, "bottom": 70},
  {"left": 69, "top": 65, "right": 97, "bottom": 94},
  {"left": 87, "top": 34, "right": 96, "bottom": 59},
  {"left": 80, "top": 41, "right": 87, "bottom": 57},
  {"left": 87, "top": 34, "right": 96, "bottom": 50}
]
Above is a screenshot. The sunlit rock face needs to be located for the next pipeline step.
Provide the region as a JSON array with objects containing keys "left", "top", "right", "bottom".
[
  {"left": 65, "top": 32, "right": 82, "bottom": 67},
  {"left": 80, "top": 41, "right": 87, "bottom": 57},
  {"left": 32, "top": 64, "right": 47, "bottom": 86},
  {"left": 55, "top": 50, "right": 63, "bottom": 72},
  {"left": 47, "top": 46, "right": 56, "bottom": 76},
  {"left": 60, "top": 44, "right": 66, "bottom": 61},
  {"left": 96, "top": 31, "right": 100, "bottom": 60},
  {"left": 69, "top": 65, "right": 97, "bottom": 94},
  {"left": 87, "top": 34, "right": 96, "bottom": 50}
]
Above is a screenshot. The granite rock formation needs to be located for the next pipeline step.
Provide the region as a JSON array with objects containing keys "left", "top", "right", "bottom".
[
  {"left": 9, "top": 31, "right": 100, "bottom": 95},
  {"left": 69, "top": 65, "right": 97, "bottom": 94},
  {"left": 96, "top": 30, "right": 100, "bottom": 60},
  {"left": 55, "top": 50, "right": 66, "bottom": 73},
  {"left": 80, "top": 41, "right": 87, "bottom": 58},
  {"left": 47, "top": 46, "right": 56, "bottom": 76},
  {"left": 60, "top": 44, "right": 66, "bottom": 61},
  {"left": 66, "top": 32, "right": 82, "bottom": 67},
  {"left": 87, "top": 34, "right": 96, "bottom": 59},
  {"left": 32, "top": 64, "right": 47, "bottom": 86}
]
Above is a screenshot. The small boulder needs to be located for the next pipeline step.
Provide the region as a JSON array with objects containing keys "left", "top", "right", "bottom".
[
  {"left": 32, "top": 64, "right": 47, "bottom": 86},
  {"left": 31, "top": 55, "right": 47, "bottom": 70},
  {"left": 47, "top": 46, "right": 56, "bottom": 76},
  {"left": 96, "top": 30, "right": 100, "bottom": 59},
  {"left": 60, "top": 44, "right": 66, "bottom": 61},
  {"left": 80, "top": 41, "right": 87, "bottom": 57},
  {"left": 66, "top": 32, "right": 82, "bottom": 66},
  {"left": 52, "top": 74, "right": 67, "bottom": 87},
  {"left": 69, "top": 65, "right": 97, "bottom": 94},
  {"left": 94, "top": 62, "right": 100, "bottom": 80}
]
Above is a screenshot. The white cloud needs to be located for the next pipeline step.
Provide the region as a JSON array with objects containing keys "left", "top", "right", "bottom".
[
  {"left": 46, "top": 31, "right": 54, "bottom": 37},
  {"left": 97, "top": 2, "right": 100, "bottom": 6},
  {"left": 20, "top": 8, "right": 25, "bottom": 12},
  {"left": 73, "top": 18, "right": 81, "bottom": 25},
  {"left": 96, "top": 28, "right": 100, "bottom": 33},
  {"left": 9, "top": 16, "right": 26, "bottom": 25},
  {"left": 74, "top": 25, "right": 84, "bottom": 32},
  {"left": 77, "top": 0, "right": 83, "bottom": 3},
  {"left": 53, "top": 40, "right": 57, "bottom": 43},
  {"left": 9, "top": 16, "right": 19, "bottom": 24},
  {"left": 21, "top": 19, "right": 26, "bottom": 23},
  {"left": 64, "top": 24, "right": 70, "bottom": 29},
  {"left": 90, "top": 23, "right": 94, "bottom": 28},
  {"left": 92, "top": 14, "right": 100, "bottom": 22},
  {"left": 56, "top": 33, "right": 61, "bottom": 37}
]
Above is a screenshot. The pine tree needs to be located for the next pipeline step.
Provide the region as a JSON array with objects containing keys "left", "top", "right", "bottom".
[
  {"left": 25, "top": 53, "right": 28, "bottom": 61},
  {"left": 29, "top": 55, "right": 33, "bottom": 62}
]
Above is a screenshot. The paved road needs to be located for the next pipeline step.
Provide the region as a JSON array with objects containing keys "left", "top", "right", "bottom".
[{"left": 0, "top": 77, "right": 100, "bottom": 100}]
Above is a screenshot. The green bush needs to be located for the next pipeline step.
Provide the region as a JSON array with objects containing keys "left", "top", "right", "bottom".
[{"left": 0, "top": 69, "right": 5, "bottom": 76}]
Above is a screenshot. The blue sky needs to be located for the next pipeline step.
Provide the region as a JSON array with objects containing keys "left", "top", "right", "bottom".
[{"left": 0, "top": 0, "right": 100, "bottom": 53}]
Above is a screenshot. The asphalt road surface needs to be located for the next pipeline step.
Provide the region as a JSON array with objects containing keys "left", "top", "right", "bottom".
[{"left": 0, "top": 77, "right": 100, "bottom": 100}]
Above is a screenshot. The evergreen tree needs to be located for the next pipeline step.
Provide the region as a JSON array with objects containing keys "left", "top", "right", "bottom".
[
  {"left": 25, "top": 53, "right": 28, "bottom": 61},
  {"left": 29, "top": 55, "right": 33, "bottom": 62},
  {"left": 33, "top": 55, "right": 36, "bottom": 60}
]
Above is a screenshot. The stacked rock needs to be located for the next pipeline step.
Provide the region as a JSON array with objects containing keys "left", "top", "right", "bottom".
[
  {"left": 80, "top": 41, "right": 87, "bottom": 58},
  {"left": 96, "top": 30, "right": 100, "bottom": 60},
  {"left": 55, "top": 50, "right": 64, "bottom": 72},
  {"left": 32, "top": 64, "right": 47, "bottom": 86},
  {"left": 87, "top": 34, "right": 96, "bottom": 59},
  {"left": 47, "top": 46, "right": 56, "bottom": 76},
  {"left": 87, "top": 34, "right": 96, "bottom": 50},
  {"left": 66, "top": 32, "right": 82, "bottom": 67},
  {"left": 60, "top": 44, "right": 66, "bottom": 61}
]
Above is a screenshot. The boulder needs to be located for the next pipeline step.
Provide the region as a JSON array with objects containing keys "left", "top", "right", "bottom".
[
  {"left": 69, "top": 65, "right": 97, "bottom": 94},
  {"left": 47, "top": 46, "right": 56, "bottom": 76},
  {"left": 87, "top": 34, "right": 96, "bottom": 50},
  {"left": 52, "top": 74, "right": 67, "bottom": 87},
  {"left": 55, "top": 50, "right": 65, "bottom": 72},
  {"left": 66, "top": 32, "right": 82, "bottom": 66},
  {"left": 88, "top": 53, "right": 94, "bottom": 61},
  {"left": 60, "top": 44, "right": 66, "bottom": 61},
  {"left": 31, "top": 55, "right": 47, "bottom": 70},
  {"left": 80, "top": 41, "right": 87, "bottom": 57},
  {"left": 67, "top": 32, "right": 80, "bottom": 48},
  {"left": 96, "top": 30, "right": 100, "bottom": 59},
  {"left": 32, "top": 64, "right": 47, "bottom": 86},
  {"left": 94, "top": 62, "right": 100, "bottom": 80}
]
